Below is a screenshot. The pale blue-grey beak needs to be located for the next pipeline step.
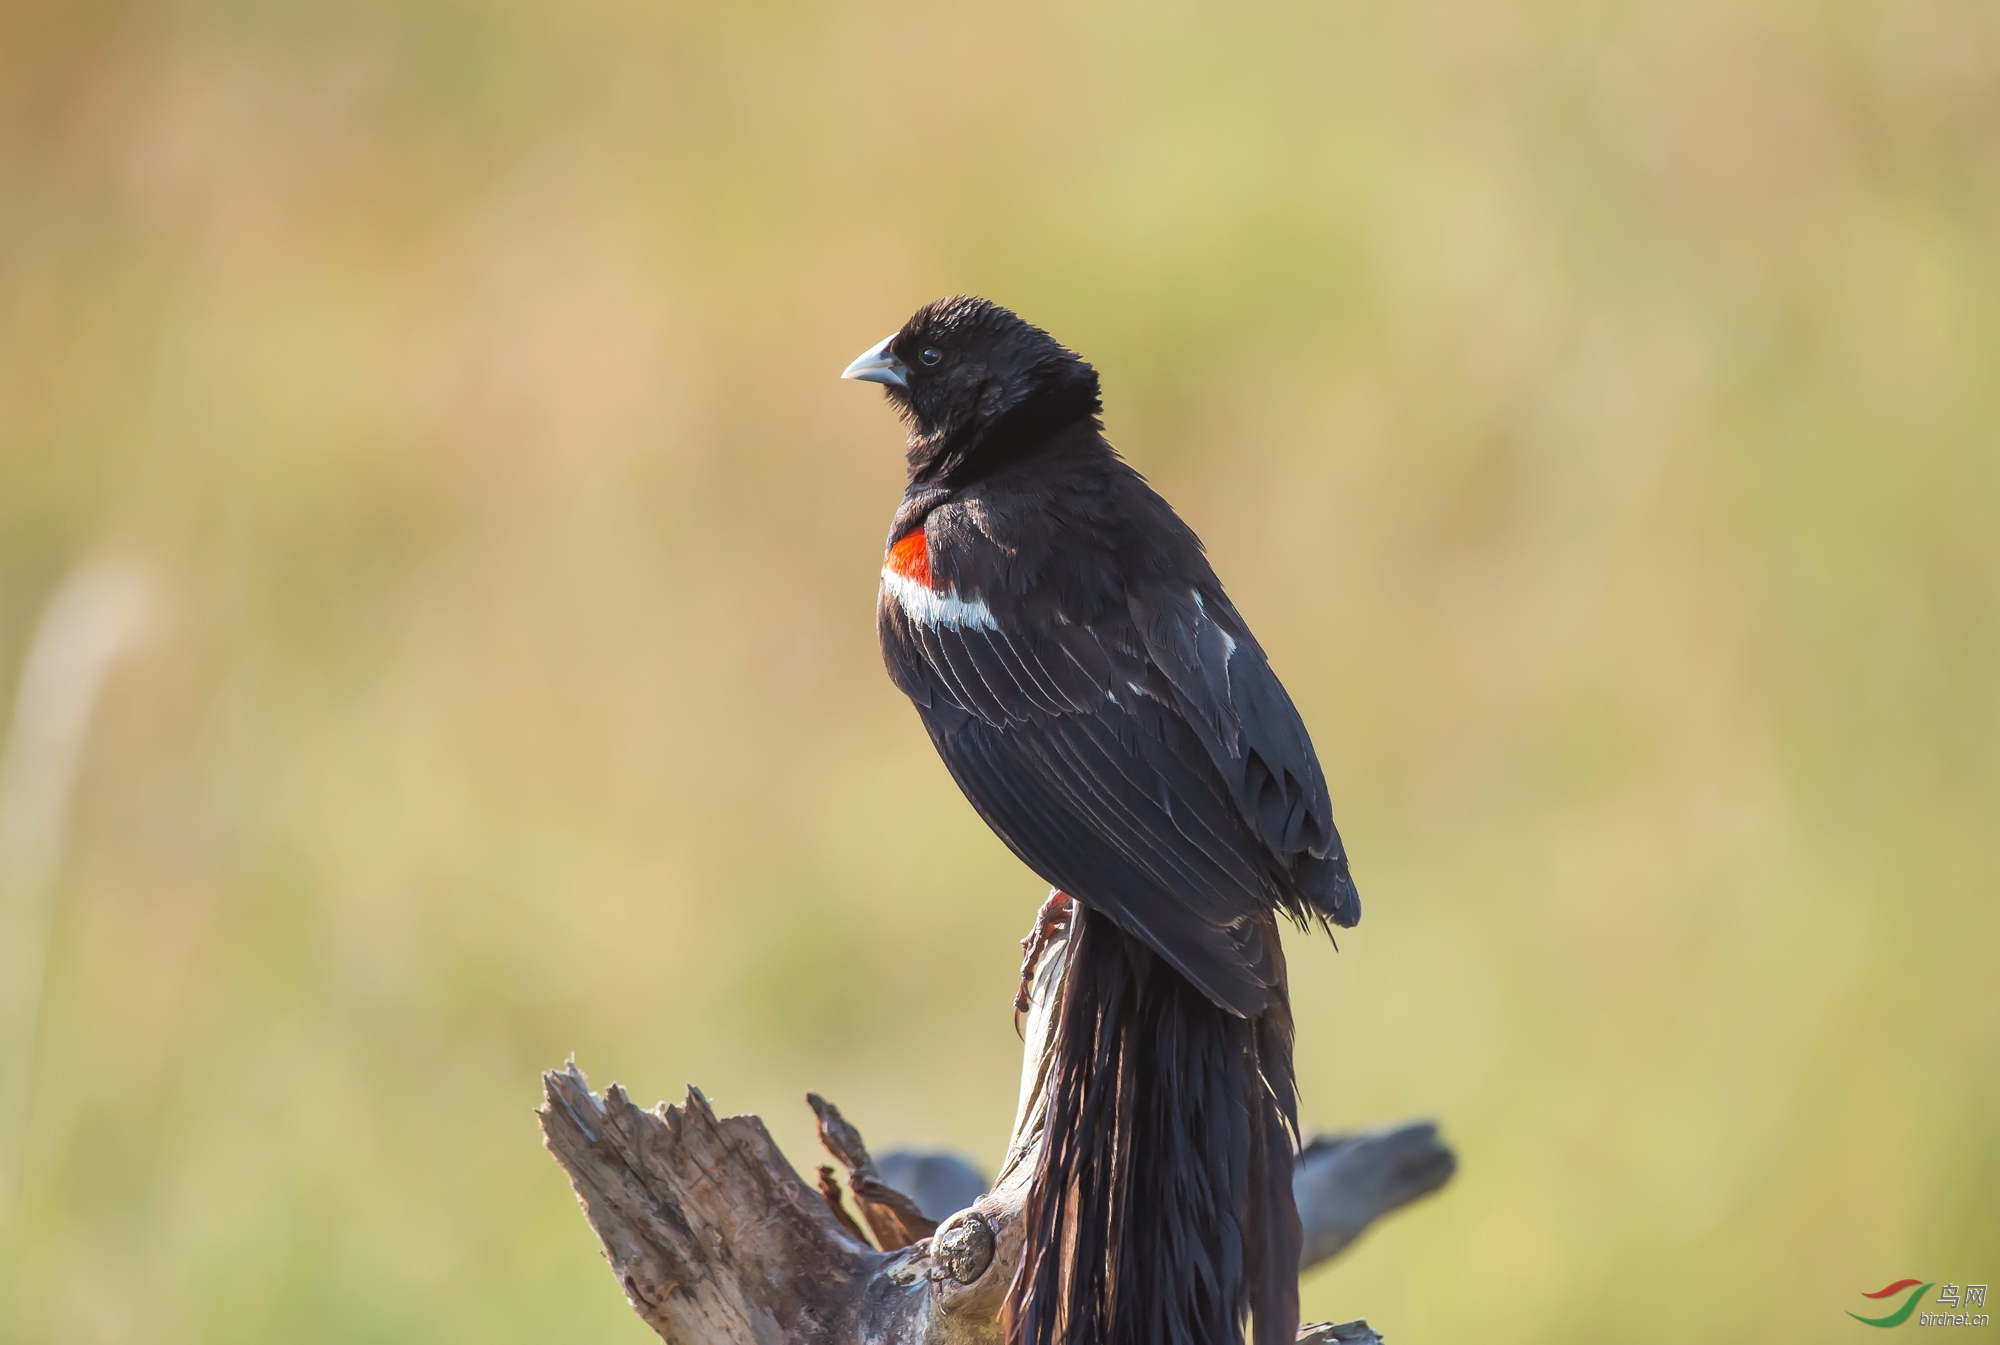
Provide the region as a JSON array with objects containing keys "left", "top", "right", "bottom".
[{"left": 841, "top": 333, "right": 908, "bottom": 389}]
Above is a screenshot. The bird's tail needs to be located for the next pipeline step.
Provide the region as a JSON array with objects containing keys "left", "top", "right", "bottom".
[{"left": 1005, "top": 904, "right": 1300, "bottom": 1345}]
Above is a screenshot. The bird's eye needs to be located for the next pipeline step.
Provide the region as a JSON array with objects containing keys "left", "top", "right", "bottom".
[{"left": 919, "top": 347, "right": 943, "bottom": 367}]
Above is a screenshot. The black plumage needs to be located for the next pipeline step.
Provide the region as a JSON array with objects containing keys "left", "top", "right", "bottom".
[{"left": 845, "top": 297, "right": 1359, "bottom": 1345}]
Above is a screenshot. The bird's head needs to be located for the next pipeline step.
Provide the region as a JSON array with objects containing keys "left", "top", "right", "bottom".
[{"left": 843, "top": 296, "right": 1101, "bottom": 479}]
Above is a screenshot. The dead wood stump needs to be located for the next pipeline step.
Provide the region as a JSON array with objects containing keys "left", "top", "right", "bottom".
[{"left": 539, "top": 927, "right": 1449, "bottom": 1344}]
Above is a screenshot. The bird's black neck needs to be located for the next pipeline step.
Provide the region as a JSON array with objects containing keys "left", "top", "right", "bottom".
[{"left": 906, "top": 394, "right": 1106, "bottom": 492}]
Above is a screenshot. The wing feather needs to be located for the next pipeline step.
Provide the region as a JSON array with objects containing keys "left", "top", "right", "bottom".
[
  {"left": 881, "top": 534, "right": 1360, "bottom": 1014},
  {"left": 884, "top": 594, "right": 1302, "bottom": 1013},
  {"left": 1131, "top": 586, "right": 1359, "bottom": 926}
]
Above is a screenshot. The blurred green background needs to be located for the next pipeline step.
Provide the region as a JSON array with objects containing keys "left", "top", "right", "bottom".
[{"left": 2, "top": 0, "right": 1996, "bottom": 1341}]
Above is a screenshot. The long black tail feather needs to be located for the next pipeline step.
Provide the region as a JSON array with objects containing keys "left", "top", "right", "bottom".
[{"left": 1006, "top": 905, "right": 1301, "bottom": 1345}]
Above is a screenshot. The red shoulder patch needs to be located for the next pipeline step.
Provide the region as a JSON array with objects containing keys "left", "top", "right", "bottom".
[{"left": 886, "top": 528, "right": 930, "bottom": 588}]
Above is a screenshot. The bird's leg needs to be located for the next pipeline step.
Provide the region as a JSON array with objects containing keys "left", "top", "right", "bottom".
[{"left": 1014, "top": 889, "right": 1074, "bottom": 1020}]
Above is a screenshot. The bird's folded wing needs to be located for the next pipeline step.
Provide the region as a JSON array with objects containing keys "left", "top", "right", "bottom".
[
  {"left": 886, "top": 605, "right": 1284, "bottom": 1013},
  {"left": 1130, "top": 584, "right": 1358, "bottom": 926}
]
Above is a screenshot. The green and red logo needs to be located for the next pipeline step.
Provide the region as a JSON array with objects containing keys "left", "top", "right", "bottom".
[
  {"left": 1850, "top": 1280, "right": 1932, "bottom": 1328},
  {"left": 1849, "top": 1279, "right": 1989, "bottom": 1328}
]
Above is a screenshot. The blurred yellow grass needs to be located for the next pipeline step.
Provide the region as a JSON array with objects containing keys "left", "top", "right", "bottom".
[{"left": 2, "top": 1, "right": 1995, "bottom": 1341}]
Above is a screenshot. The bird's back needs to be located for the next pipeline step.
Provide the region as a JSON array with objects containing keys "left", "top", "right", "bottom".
[{"left": 878, "top": 442, "right": 1356, "bottom": 1018}]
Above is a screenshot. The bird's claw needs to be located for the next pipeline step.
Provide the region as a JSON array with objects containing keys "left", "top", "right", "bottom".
[{"left": 1013, "top": 889, "right": 1074, "bottom": 1026}]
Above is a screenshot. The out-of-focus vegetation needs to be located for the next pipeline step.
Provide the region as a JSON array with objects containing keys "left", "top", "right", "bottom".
[{"left": 1, "top": 0, "right": 1995, "bottom": 1341}]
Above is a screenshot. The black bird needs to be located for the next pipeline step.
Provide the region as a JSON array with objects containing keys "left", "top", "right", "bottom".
[{"left": 844, "top": 297, "right": 1359, "bottom": 1345}]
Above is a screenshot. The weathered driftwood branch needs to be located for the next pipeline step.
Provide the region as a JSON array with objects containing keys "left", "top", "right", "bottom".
[
  {"left": 538, "top": 927, "right": 1449, "bottom": 1343},
  {"left": 1296, "top": 1122, "right": 1455, "bottom": 1270},
  {"left": 807, "top": 1092, "right": 938, "bottom": 1252}
]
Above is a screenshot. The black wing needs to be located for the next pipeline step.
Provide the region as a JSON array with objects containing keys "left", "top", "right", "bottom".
[
  {"left": 1129, "top": 585, "right": 1359, "bottom": 927},
  {"left": 882, "top": 581, "right": 1354, "bottom": 1017}
]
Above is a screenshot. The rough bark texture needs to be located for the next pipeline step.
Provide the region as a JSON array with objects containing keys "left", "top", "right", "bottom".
[
  {"left": 808, "top": 1092, "right": 938, "bottom": 1252},
  {"left": 538, "top": 927, "right": 1446, "bottom": 1344},
  {"left": 541, "top": 1071, "right": 882, "bottom": 1344}
]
